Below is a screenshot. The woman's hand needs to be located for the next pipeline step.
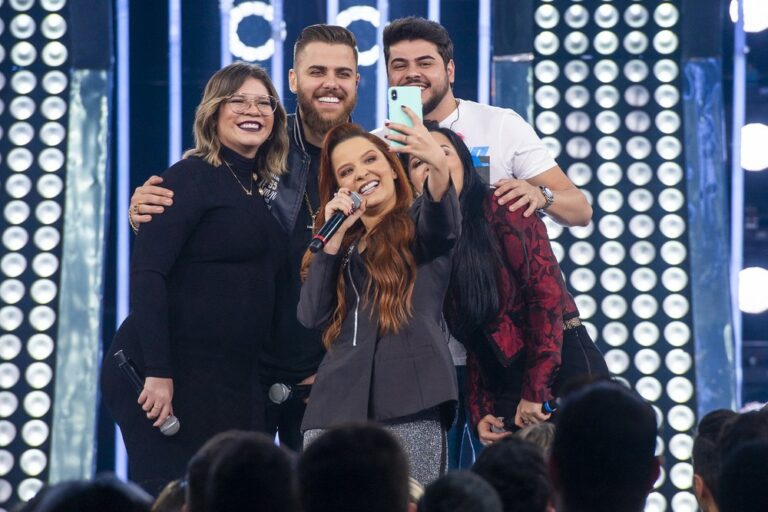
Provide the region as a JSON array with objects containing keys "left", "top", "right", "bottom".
[
  {"left": 385, "top": 107, "right": 450, "bottom": 199},
  {"left": 138, "top": 377, "right": 175, "bottom": 428},
  {"left": 477, "top": 414, "right": 512, "bottom": 446},
  {"left": 514, "top": 398, "right": 551, "bottom": 428},
  {"left": 322, "top": 188, "right": 366, "bottom": 255}
]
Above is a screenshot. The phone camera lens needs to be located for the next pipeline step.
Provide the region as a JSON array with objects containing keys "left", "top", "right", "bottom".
[{"left": 391, "top": 90, "right": 398, "bottom": 100}]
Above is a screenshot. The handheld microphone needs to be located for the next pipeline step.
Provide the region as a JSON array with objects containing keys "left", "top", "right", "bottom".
[
  {"left": 541, "top": 398, "right": 561, "bottom": 414},
  {"left": 114, "top": 350, "right": 181, "bottom": 436},
  {"left": 308, "top": 192, "right": 362, "bottom": 253},
  {"left": 268, "top": 383, "right": 312, "bottom": 404}
]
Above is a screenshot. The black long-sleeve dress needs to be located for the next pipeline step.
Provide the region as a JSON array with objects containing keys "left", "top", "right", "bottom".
[{"left": 100, "top": 146, "right": 287, "bottom": 494}]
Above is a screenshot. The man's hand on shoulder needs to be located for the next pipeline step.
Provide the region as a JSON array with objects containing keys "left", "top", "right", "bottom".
[{"left": 129, "top": 176, "right": 174, "bottom": 232}]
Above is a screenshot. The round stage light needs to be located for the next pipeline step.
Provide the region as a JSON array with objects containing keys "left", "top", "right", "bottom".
[
  {"left": 10, "top": 96, "right": 36, "bottom": 120},
  {"left": 602, "top": 294, "right": 628, "bottom": 319},
  {"left": 564, "top": 60, "right": 589, "bottom": 82},
  {"left": 658, "top": 162, "right": 684, "bottom": 186},
  {"left": 628, "top": 162, "right": 656, "bottom": 185},
  {"left": 564, "top": 85, "right": 590, "bottom": 108},
  {"left": 657, "top": 136, "right": 682, "bottom": 160},
  {"left": 541, "top": 137, "right": 561, "bottom": 159},
  {"left": 535, "top": 85, "right": 560, "bottom": 109},
  {"left": 567, "top": 163, "right": 592, "bottom": 186},
  {"left": 597, "top": 162, "right": 622, "bottom": 186},
  {"left": 41, "top": 0, "right": 68, "bottom": 12},
  {"left": 41, "top": 96, "right": 67, "bottom": 120},
  {"left": 37, "top": 175, "right": 64, "bottom": 198},
  {"left": 598, "top": 214, "right": 624, "bottom": 239},
  {"left": 660, "top": 214, "right": 686, "bottom": 238},
  {"left": 656, "top": 110, "right": 682, "bottom": 134},
  {"left": 564, "top": 31, "right": 589, "bottom": 55},
  {"left": 35, "top": 201, "right": 62, "bottom": 225},
  {"left": 665, "top": 321, "right": 691, "bottom": 347},
  {"left": 625, "top": 4, "right": 649, "bottom": 28},
  {"left": 27, "top": 334, "right": 55, "bottom": 361},
  {"left": 17, "top": 478, "right": 43, "bottom": 502},
  {"left": 29, "top": 306, "right": 56, "bottom": 331},
  {"left": 0, "top": 451, "right": 13, "bottom": 478},
  {"left": 626, "top": 111, "right": 651, "bottom": 133},
  {"left": 663, "top": 294, "right": 690, "bottom": 319},
  {"left": 628, "top": 189, "right": 654, "bottom": 212},
  {"left": 659, "top": 188, "right": 685, "bottom": 212},
  {"left": 550, "top": 241, "right": 564, "bottom": 263},
  {"left": 635, "top": 321, "right": 661, "bottom": 347},
  {"left": 535, "top": 4, "right": 559, "bottom": 29},
  {"left": 669, "top": 433, "right": 694, "bottom": 460},
  {"left": 34, "top": 227, "right": 61, "bottom": 251},
  {"left": 0, "top": 335, "right": 22, "bottom": 360},
  {"left": 668, "top": 405, "right": 696, "bottom": 432},
  {"left": 10, "top": 0, "right": 36, "bottom": 11},
  {"left": 4, "top": 201, "right": 31, "bottom": 225},
  {"left": 565, "top": 111, "right": 591, "bottom": 133},
  {"left": 594, "top": 31, "right": 618, "bottom": 54},
  {"left": 1, "top": 254, "right": 27, "bottom": 279},
  {"left": 667, "top": 377, "right": 694, "bottom": 403},
  {"left": 6, "top": 175, "right": 32, "bottom": 199},
  {"left": 661, "top": 241, "right": 687, "bottom": 265},
  {"left": 10, "top": 14, "right": 35, "bottom": 39},
  {"left": 656, "top": 84, "right": 681, "bottom": 108},
  {"left": 594, "top": 4, "right": 619, "bottom": 28},
  {"left": 535, "top": 111, "right": 561, "bottom": 135},
  {"left": 595, "top": 111, "right": 620, "bottom": 135},
  {"left": 534, "top": 60, "right": 559, "bottom": 83},
  {"left": 23, "top": 392, "right": 51, "bottom": 418},
  {"left": 32, "top": 254, "right": 59, "bottom": 279},
  {"left": 729, "top": 0, "right": 768, "bottom": 32},
  {"left": 600, "top": 268, "right": 627, "bottom": 293},
  {"left": 603, "top": 322, "right": 629, "bottom": 347},
  {"left": 0, "top": 423, "right": 16, "bottom": 448},
  {"left": 41, "top": 14, "right": 67, "bottom": 39},
  {"left": 0, "top": 393, "right": 19, "bottom": 418},
  {"left": 42, "top": 70, "right": 67, "bottom": 94},
  {"left": 30, "top": 280, "right": 57, "bottom": 304},
  {"left": 41, "top": 41, "right": 68, "bottom": 66},
  {"left": 3, "top": 227, "right": 29, "bottom": 252},
  {"left": 739, "top": 267, "right": 768, "bottom": 313},
  {"left": 631, "top": 240, "right": 657, "bottom": 265},
  {"left": 635, "top": 349, "right": 662, "bottom": 374},
  {"left": 7, "top": 148, "right": 34, "bottom": 172},
  {"left": 600, "top": 241, "right": 626, "bottom": 266},
  {"left": 605, "top": 349, "right": 630, "bottom": 374},
  {"left": 564, "top": 4, "right": 589, "bottom": 29},
  {"left": 654, "top": 59, "right": 679, "bottom": 82},
  {"left": 595, "top": 85, "right": 620, "bottom": 108},
  {"left": 542, "top": 217, "right": 563, "bottom": 239},
  {"left": 11, "top": 41, "right": 36, "bottom": 66},
  {"left": 662, "top": 268, "right": 688, "bottom": 292},
  {"left": 597, "top": 189, "right": 623, "bottom": 213},
  {"left": 741, "top": 123, "right": 768, "bottom": 170},
  {"left": 22, "top": 421, "right": 50, "bottom": 447},
  {"left": 569, "top": 222, "right": 594, "bottom": 240},
  {"left": 40, "top": 122, "right": 66, "bottom": 146},
  {"left": 633, "top": 294, "right": 659, "bottom": 319},
  {"left": 672, "top": 492, "right": 698, "bottom": 512},
  {"left": 570, "top": 268, "right": 596, "bottom": 292},
  {"left": 666, "top": 349, "right": 693, "bottom": 375},
  {"left": 670, "top": 462, "right": 693, "bottom": 490},
  {"left": 636, "top": 376, "right": 663, "bottom": 402},
  {"left": 654, "top": 30, "right": 679, "bottom": 54},
  {"left": 11, "top": 71, "right": 36, "bottom": 95},
  {"left": 9, "top": 122, "right": 35, "bottom": 145},
  {"left": 566, "top": 136, "right": 591, "bottom": 159},
  {"left": 574, "top": 295, "right": 597, "bottom": 319},
  {"left": 534, "top": 31, "right": 559, "bottom": 56},
  {"left": 25, "top": 363, "right": 53, "bottom": 390},
  {"left": 656, "top": 3, "right": 681, "bottom": 28},
  {"left": 0, "top": 364, "right": 20, "bottom": 390},
  {"left": 594, "top": 60, "right": 619, "bottom": 83},
  {"left": 632, "top": 268, "right": 658, "bottom": 292},
  {"left": 626, "top": 136, "right": 653, "bottom": 160},
  {"left": 569, "top": 241, "right": 595, "bottom": 265},
  {"left": 39, "top": 148, "right": 65, "bottom": 172},
  {"left": 625, "top": 85, "right": 651, "bottom": 108},
  {"left": 628, "top": 214, "right": 655, "bottom": 238},
  {"left": 19, "top": 449, "right": 46, "bottom": 476},
  {"left": 596, "top": 137, "right": 621, "bottom": 160},
  {"left": 624, "top": 59, "right": 649, "bottom": 82},
  {"left": 0, "top": 280, "right": 25, "bottom": 304}
]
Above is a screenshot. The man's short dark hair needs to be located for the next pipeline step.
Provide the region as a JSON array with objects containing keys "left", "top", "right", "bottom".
[
  {"left": 472, "top": 436, "right": 552, "bottom": 512},
  {"left": 420, "top": 471, "right": 502, "bottom": 512},
  {"left": 204, "top": 431, "right": 298, "bottom": 512},
  {"left": 718, "top": 409, "right": 768, "bottom": 462},
  {"left": 298, "top": 423, "right": 410, "bottom": 512},
  {"left": 718, "top": 440, "right": 768, "bottom": 512},
  {"left": 550, "top": 382, "right": 658, "bottom": 512},
  {"left": 383, "top": 17, "right": 453, "bottom": 67},
  {"left": 692, "top": 409, "right": 738, "bottom": 504},
  {"left": 293, "top": 24, "right": 358, "bottom": 66},
  {"left": 186, "top": 431, "right": 250, "bottom": 512}
]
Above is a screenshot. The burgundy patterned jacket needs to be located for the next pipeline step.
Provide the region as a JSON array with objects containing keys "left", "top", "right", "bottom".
[{"left": 465, "top": 193, "right": 578, "bottom": 426}]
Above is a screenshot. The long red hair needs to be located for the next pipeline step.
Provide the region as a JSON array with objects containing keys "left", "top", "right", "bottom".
[{"left": 301, "top": 124, "right": 416, "bottom": 349}]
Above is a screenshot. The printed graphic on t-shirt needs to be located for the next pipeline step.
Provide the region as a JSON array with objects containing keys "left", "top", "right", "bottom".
[{"left": 469, "top": 146, "right": 491, "bottom": 185}]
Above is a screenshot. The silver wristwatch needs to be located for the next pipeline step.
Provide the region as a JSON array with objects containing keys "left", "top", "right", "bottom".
[{"left": 538, "top": 186, "right": 554, "bottom": 211}]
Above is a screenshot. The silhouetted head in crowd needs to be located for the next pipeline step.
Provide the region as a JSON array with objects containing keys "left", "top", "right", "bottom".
[
  {"left": 549, "top": 382, "right": 659, "bottom": 512},
  {"left": 472, "top": 436, "right": 553, "bottom": 512},
  {"left": 516, "top": 422, "right": 556, "bottom": 458},
  {"left": 717, "top": 409, "right": 768, "bottom": 462},
  {"left": 420, "top": 471, "right": 503, "bottom": 512},
  {"left": 718, "top": 440, "right": 768, "bottom": 512},
  {"left": 298, "top": 423, "right": 410, "bottom": 512},
  {"left": 203, "top": 431, "right": 298, "bottom": 512},
  {"left": 692, "top": 409, "right": 738, "bottom": 512},
  {"left": 17, "top": 475, "right": 152, "bottom": 512},
  {"left": 152, "top": 479, "right": 186, "bottom": 512}
]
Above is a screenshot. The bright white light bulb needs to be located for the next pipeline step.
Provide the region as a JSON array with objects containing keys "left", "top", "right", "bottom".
[
  {"left": 730, "top": 0, "right": 768, "bottom": 32},
  {"left": 741, "top": 123, "right": 768, "bottom": 171},
  {"left": 739, "top": 267, "right": 768, "bottom": 313}
]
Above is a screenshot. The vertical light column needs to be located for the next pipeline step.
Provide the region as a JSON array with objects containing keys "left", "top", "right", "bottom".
[
  {"left": 376, "top": 0, "right": 390, "bottom": 128},
  {"left": 477, "top": 0, "right": 491, "bottom": 104},
  {"left": 169, "top": 0, "right": 183, "bottom": 164}
]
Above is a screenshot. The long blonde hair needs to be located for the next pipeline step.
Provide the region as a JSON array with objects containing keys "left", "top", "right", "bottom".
[
  {"left": 183, "top": 62, "right": 289, "bottom": 180},
  {"left": 301, "top": 124, "right": 417, "bottom": 349}
]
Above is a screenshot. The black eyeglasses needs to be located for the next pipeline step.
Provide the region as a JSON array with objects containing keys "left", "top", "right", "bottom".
[{"left": 224, "top": 94, "right": 279, "bottom": 115}]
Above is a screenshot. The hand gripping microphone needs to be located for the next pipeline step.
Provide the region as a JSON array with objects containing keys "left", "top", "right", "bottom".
[
  {"left": 541, "top": 398, "right": 561, "bottom": 414},
  {"left": 114, "top": 350, "right": 181, "bottom": 436},
  {"left": 308, "top": 192, "right": 362, "bottom": 253}
]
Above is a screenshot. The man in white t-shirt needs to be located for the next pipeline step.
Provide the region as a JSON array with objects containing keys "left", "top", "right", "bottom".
[{"left": 382, "top": 16, "right": 592, "bottom": 227}]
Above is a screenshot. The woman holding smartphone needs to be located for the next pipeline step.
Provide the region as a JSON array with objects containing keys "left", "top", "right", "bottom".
[
  {"left": 297, "top": 116, "right": 459, "bottom": 484},
  {"left": 403, "top": 123, "right": 609, "bottom": 446}
]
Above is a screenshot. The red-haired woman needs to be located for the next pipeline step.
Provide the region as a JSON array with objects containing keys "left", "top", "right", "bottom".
[{"left": 298, "top": 121, "right": 459, "bottom": 484}]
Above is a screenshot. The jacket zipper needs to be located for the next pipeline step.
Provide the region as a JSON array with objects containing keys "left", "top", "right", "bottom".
[{"left": 347, "top": 262, "right": 360, "bottom": 346}]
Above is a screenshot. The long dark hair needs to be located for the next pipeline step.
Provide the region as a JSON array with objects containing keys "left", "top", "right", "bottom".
[{"left": 423, "top": 123, "right": 502, "bottom": 338}]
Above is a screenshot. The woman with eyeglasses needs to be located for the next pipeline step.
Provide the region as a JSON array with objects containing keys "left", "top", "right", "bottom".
[{"left": 101, "top": 62, "right": 289, "bottom": 493}]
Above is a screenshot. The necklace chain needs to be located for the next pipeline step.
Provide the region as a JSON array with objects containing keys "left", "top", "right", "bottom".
[
  {"left": 223, "top": 160, "right": 253, "bottom": 196},
  {"left": 304, "top": 192, "right": 318, "bottom": 230},
  {"left": 448, "top": 99, "right": 461, "bottom": 131}
]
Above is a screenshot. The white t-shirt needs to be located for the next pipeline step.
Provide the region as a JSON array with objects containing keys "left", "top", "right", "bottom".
[{"left": 438, "top": 99, "right": 557, "bottom": 184}]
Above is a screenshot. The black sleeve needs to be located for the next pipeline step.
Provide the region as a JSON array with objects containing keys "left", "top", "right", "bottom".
[
  {"left": 129, "top": 159, "right": 206, "bottom": 377},
  {"left": 412, "top": 182, "right": 462, "bottom": 259},
  {"left": 297, "top": 250, "right": 344, "bottom": 330}
]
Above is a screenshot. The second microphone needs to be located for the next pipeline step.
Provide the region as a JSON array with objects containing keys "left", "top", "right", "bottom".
[{"left": 308, "top": 191, "right": 363, "bottom": 253}]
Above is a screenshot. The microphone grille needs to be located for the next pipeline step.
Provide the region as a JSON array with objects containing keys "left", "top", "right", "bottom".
[
  {"left": 160, "top": 415, "right": 180, "bottom": 436},
  {"left": 349, "top": 192, "right": 362, "bottom": 209}
]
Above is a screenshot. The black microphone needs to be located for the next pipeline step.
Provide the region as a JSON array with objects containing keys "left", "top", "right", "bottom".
[
  {"left": 542, "top": 398, "right": 561, "bottom": 414},
  {"left": 268, "top": 383, "right": 312, "bottom": 404},
  {"left": 308, "top": 192, "right": 362, "bottom": 253},
  {"left": 114, "top": 350, "right": 181, "bottom": 436}
]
